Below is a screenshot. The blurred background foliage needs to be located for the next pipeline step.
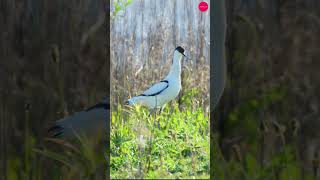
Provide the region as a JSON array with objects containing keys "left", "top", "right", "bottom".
[
  {"left": 0, "top": 0, "right": 109, "bottom": 179},
  {"left": 212, "top": 0, "right": 320, "bottom": 179}
]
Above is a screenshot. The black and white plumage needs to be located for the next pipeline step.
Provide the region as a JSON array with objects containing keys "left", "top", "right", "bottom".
[
  {"left": 48, "top": 97, "right": 109, "bottom": 139},
  {"left": 127, "top": 46, "right": 186, "bottom": 109}
]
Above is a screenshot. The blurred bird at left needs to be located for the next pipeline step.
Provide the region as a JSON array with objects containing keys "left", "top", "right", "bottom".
[
  {"left": 48, "top": 97, "right": 109, "bottom": 140},
  {"left": 0, "top": 0, "right": 110, "bottom": 179}
]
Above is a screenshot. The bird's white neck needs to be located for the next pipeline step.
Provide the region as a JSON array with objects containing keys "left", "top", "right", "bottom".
[{"left": 166, "top": 52, "right": 183, "bottom": 80}]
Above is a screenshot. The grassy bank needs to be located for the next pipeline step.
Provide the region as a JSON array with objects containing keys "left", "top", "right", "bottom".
[{"left": 111, "top": 90, "right": 210, "bottom": 179}]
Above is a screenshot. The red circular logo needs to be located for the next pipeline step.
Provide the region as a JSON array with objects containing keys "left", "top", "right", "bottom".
[{"left": 198, "top": 2, "right": 208, "bottom": 12}]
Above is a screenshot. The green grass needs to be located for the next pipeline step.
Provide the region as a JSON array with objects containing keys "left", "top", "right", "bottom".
[{"left": 111, "top": 93, "right": 210, "bottom": 179}]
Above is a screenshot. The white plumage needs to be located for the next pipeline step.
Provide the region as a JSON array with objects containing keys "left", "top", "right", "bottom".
[{"left": 128, "top": 46, "right": 186, "bottom": 109}]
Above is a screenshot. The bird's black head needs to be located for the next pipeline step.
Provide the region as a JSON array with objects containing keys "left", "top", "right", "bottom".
[{"left": 175, "top": 46, "right": 185, "bottom": 54}]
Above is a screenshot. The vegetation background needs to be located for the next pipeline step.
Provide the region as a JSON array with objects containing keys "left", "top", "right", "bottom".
[
  {"left": 212, "top": 0, "right": 320, "bottom": 179},
  {"left": 0, "top": 0, "right": 319, "bottom": 179}
]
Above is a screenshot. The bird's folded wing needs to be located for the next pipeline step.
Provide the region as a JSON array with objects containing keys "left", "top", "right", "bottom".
[{"left": 140, "top": 80, "right": 169, "bottom": 96}]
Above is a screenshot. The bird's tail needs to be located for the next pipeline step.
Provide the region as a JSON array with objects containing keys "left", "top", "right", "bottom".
[{"left": 127, "top": 96, "right": 144, "bottom": 106}]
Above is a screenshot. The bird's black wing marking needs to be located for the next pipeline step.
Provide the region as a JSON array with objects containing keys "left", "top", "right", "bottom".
[
  {"left": 140, "top": 80, "right": 169, "bottom": 96},
  {"left": 85, "top": 103, "right": 110, "bottom": 111},
  {"left": 53, "top": 131, "right": 63, "bottom": 138},
  {"left": 48, "top": 125, "right": 64, "bottom": 137},
  {"left": 48, "top": 125, "right": 63, "bottom": 132}
]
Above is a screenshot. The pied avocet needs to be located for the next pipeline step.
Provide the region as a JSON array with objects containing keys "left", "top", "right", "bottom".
[{"left": 127, "top": 46, "right": 187, "bottom": 111}]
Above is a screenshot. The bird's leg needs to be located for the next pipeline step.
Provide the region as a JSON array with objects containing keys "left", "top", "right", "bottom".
[
  {"left": 148, "top": 108, "right": 157, "bottom": 117},
  {"left": 152, "top": 96, "right": 159, "bottom": 128},
  {"left": 155, "top": 108, "right": 161, "bottom": 129},
  {"left": 149, "top": 108, "right": 160, "bottom": 129},
  {"left": 149, "top": 96, "right": 158, "bottom": 117}
]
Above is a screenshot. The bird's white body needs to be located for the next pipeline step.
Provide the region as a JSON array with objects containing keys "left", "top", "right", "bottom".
[{"left": 128, "top": 48, "right": 184, "bottom": 109}]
